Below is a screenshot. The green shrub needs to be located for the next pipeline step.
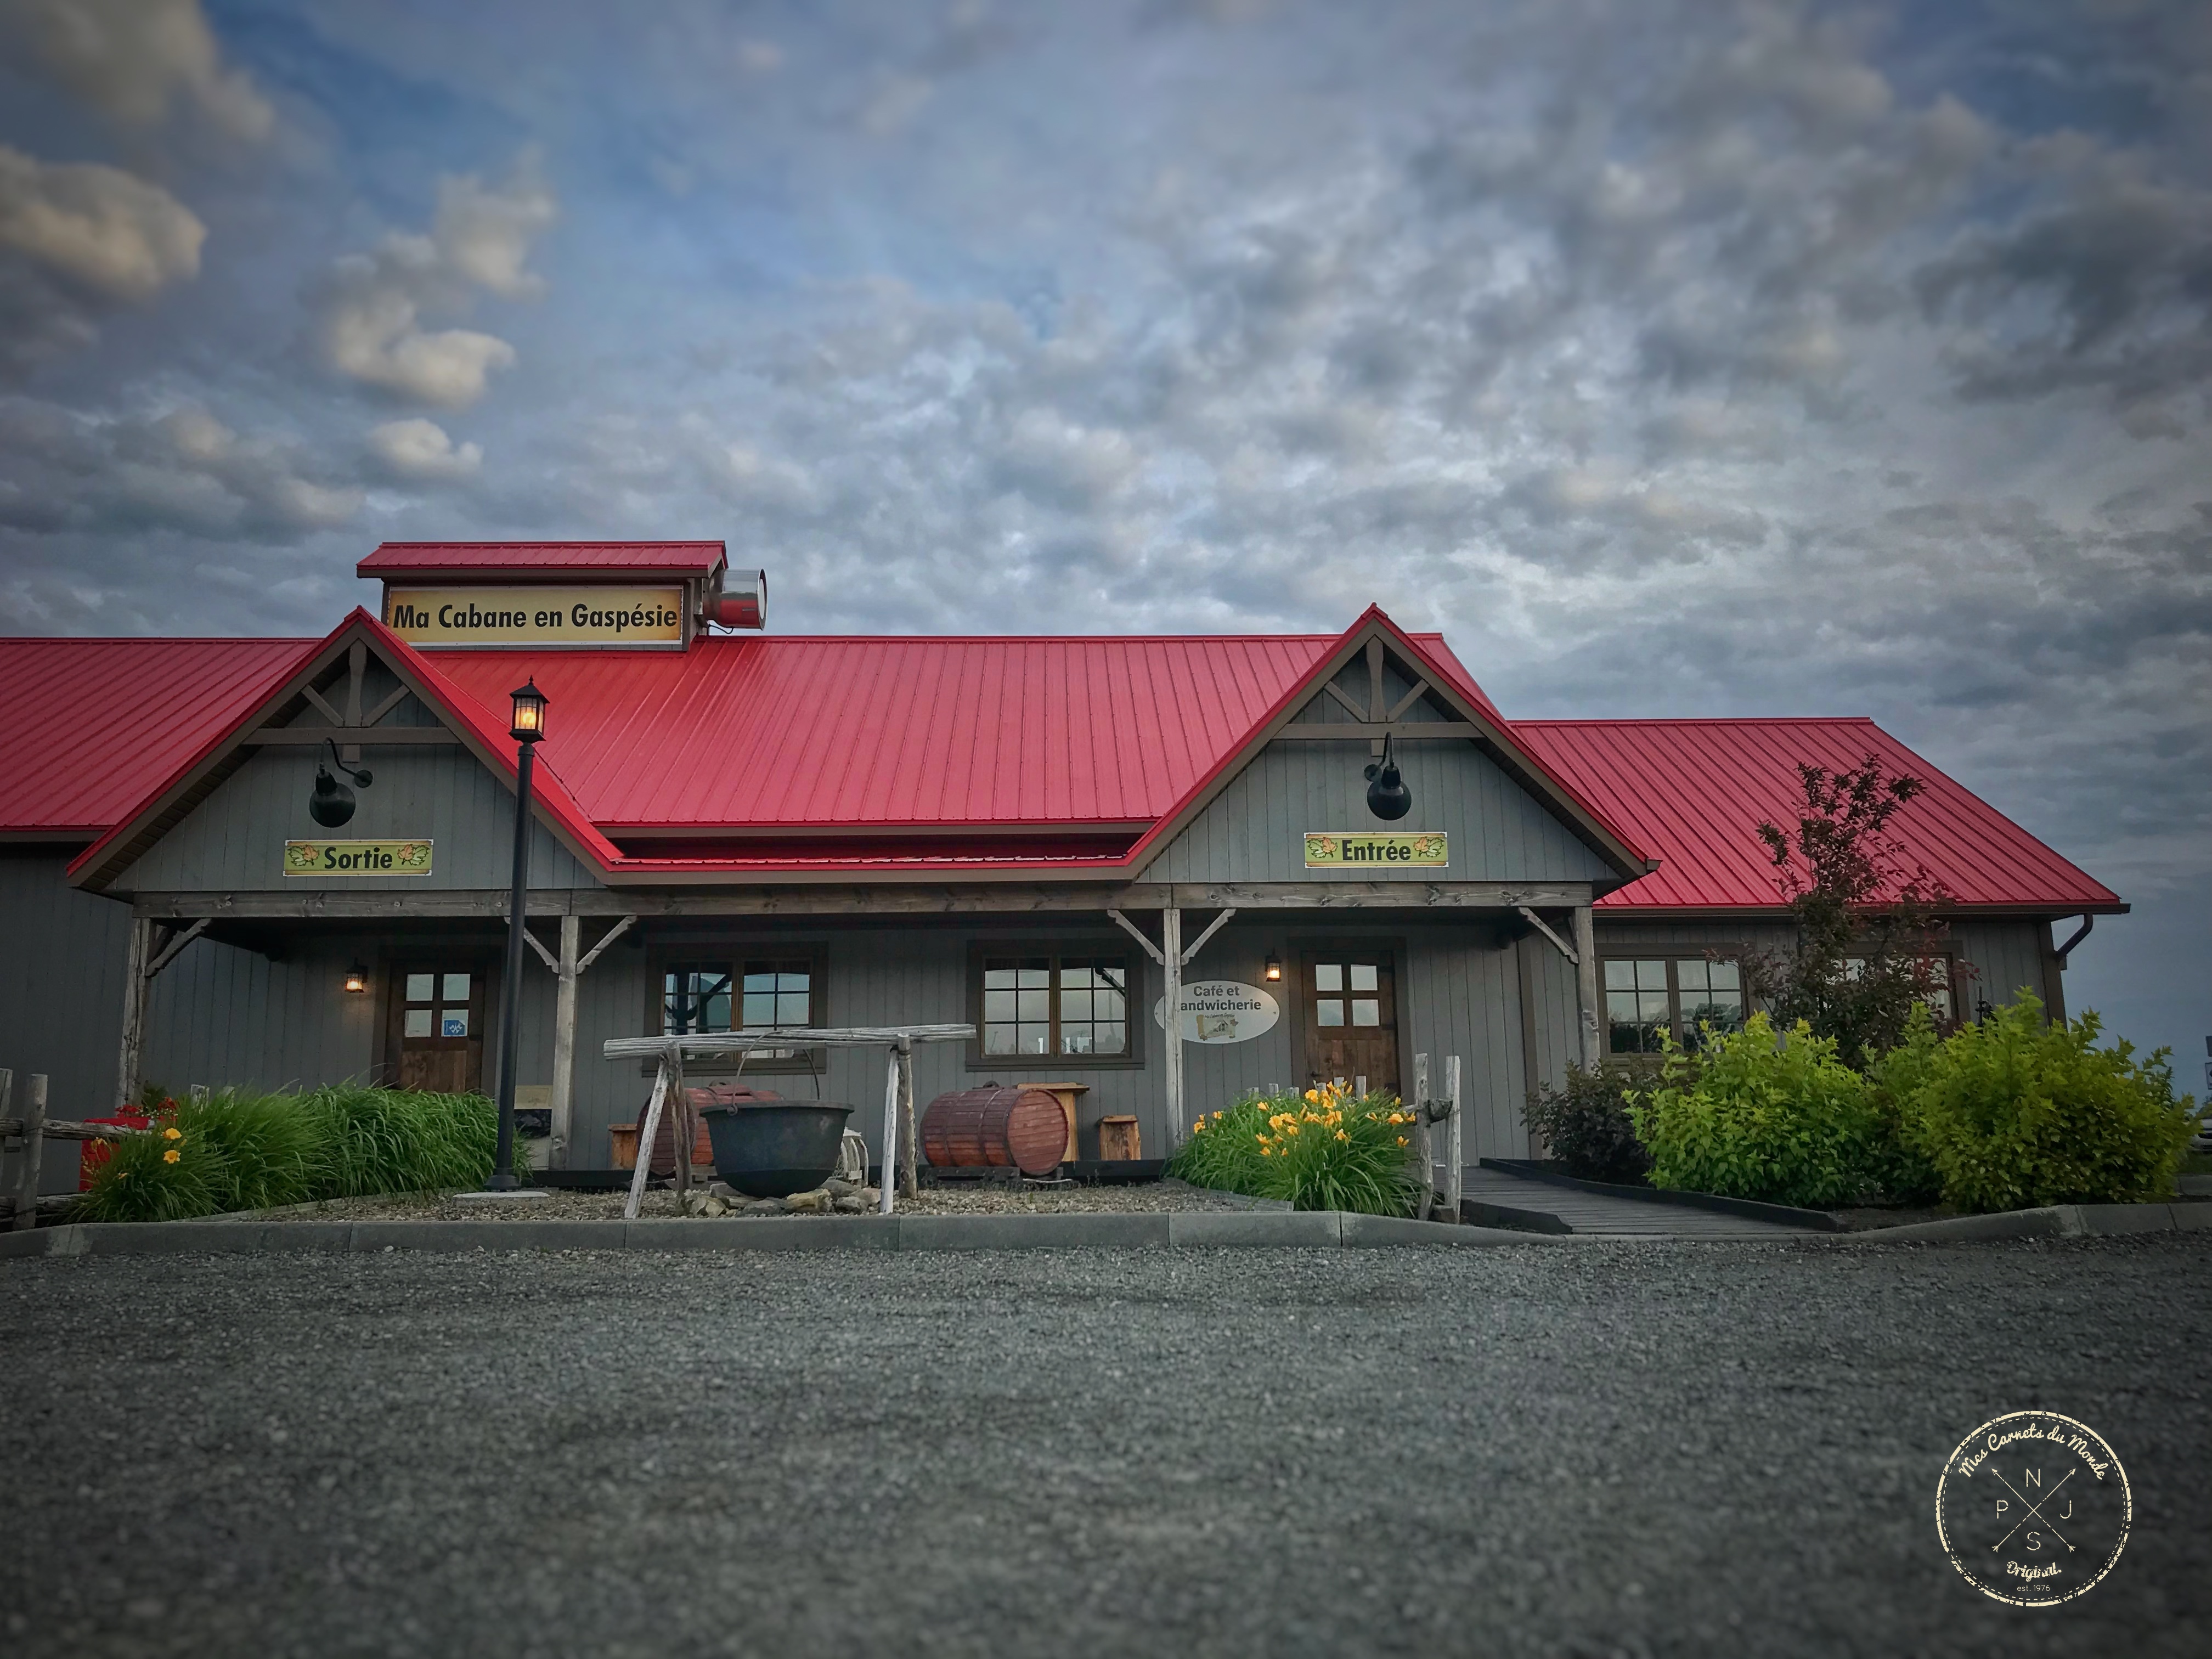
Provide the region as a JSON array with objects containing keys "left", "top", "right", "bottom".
[
  {"left": 1627, "top": 1014, "right": 1888, "bottom": 1208},
  {"left": 76, "top": 1084, "right": 504, "bottom": 1222},
  {"left": 1524, "top": 1064, "right": 1652, "bottom": 1183},
  {"left": 1171, "top": 1083, "right": 1420, "bottom": 1215},
  {"left": 1896, "top": 995, "right": 2195, "bottom": 1212}
]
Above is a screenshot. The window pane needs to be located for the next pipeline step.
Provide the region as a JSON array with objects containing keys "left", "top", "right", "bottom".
[
  {"left": 741, "top": 991, "right": 776, "bottom": 1026},
  {"left": 1708, "top": 960, "right": 1740, "bottom": 991},
  {"left": 1016, "top": 988, "right": 1050, "bottom": 1022},
  {"left": 1607, "top": 990, "right": 1641, "bottom": 1025},
  {"left": 442, "top": 973, "right": 470, "bottom": 1002},
  {"left": 984, "top": 989, "right": 1017, "bottom": 1023},
  {"left": 1677, "top": 960, "right": 1709, "bottom": 995},
  {"left": 1092, "top": 1020, "right": 1126, "bottom": 1054},
  {"left": 1062, "top": 1026, "right": 1092, "bottom": 1054},
  {"left": 1349, "top": 963, "right": 1378, "bottom": 992},
  {"left": 404, "top": 1008, "right": 432, "bottom": 1037},
  {"left": 775, "top": 991, "right": 809, "bottom": 1026},
  {"left": 984, "top": 1024, "right": 1017, "bottom": 1055},
  {"left": 1635, "top": 960, "right": 1667, "bottom": 990},
  {"left": 405, "top": 973, "right": 433, "bottom": 1002},
  {"left": 440, "top": 1009, "right": 469, "bottom": 1037},
  {"left": 1020, "top": 1026, "right": 1048, "bottom": 1054},
  {"left": 1314, "top": 963, "right": 1342, "bottom": 992},
  {"left": 1351, "top": 997, "right": 1380, "bottom": 1027},
  {"left": 1603, "top": 960, "right": 1634, "bottom": 990},
  {"left": 1061, "top": 986, "right": 1092, "bottom": 1021},
  {"left": 984, "top": 963, "right": 1019, "bottom": 990},
  {"left": 1316, "top": 998, "right": 1345, "bottom": 1026}
]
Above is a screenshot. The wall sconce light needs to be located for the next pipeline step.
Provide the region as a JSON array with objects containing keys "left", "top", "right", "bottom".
[
  {"left": 343, "top": 962, "right": 369, "bottom": 994},
  {"left": 1263, "top": 952, "right": 1283, "bottom": 983},
  {"left": 309, "top": 739, "right": 374, "bottom": 828},
  {"left": 1363, "top": 731, "right": 1412, "bottom": 821}
]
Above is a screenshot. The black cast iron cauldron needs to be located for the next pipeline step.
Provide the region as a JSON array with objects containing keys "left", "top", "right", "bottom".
[{"left": 700, "top": 1103, "right": 854, "bottom": 1198}]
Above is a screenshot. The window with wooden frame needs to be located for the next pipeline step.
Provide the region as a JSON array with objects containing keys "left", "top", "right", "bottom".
[
  {"left": 1603, "top": 956, "right": 1747, "bottom": 1054},
  {"left": 650, "top": 946, "right": 827, "bottom": 1072},
  {"left": 965, "top": 945, "right": 1143, "bottom": 1070}
]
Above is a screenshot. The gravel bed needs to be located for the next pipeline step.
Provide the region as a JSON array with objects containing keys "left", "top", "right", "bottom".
[
  {"left": 2, "top": 1235, "right": 2204, "bottom": 1657},
  {"left": 206, "top": 1176, "right": 1269, "bottom": 1224}
]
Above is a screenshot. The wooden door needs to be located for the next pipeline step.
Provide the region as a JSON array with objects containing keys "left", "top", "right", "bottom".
[
  {"left": 1301, "top": 950, "right": 1400, "bottom": 1096},
  {"left": 392, "top": 966, "right": 486, "bottom": 1093}
]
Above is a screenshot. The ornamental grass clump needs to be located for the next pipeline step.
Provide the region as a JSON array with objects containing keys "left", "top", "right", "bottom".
[
  {"left": 1627, "top": 1013, "right": 1888, "bottom": 1209},
  {"left": 76, "top": 1084, "right": 504, "bottom": 1222},
  {"left": 1171, "top": 1082, "right": 1420, "bottom": 1215},
  {"left": 1889, "top": 995, "right": 2194, "bottom": 1213}
]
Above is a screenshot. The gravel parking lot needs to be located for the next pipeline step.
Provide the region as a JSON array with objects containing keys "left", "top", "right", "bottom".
[{"left": 3, "top": 1235, "right": 2205, "bottom": 1658}]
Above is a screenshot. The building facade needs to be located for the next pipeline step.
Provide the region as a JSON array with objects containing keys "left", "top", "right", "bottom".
[{"left": 0, "top": 542, "right": 2124, "bottom": 1188}]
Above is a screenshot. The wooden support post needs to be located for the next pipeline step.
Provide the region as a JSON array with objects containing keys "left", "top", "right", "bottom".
[
  {"left": 1161, "top": 906, "right": 1183, "bottom": 1150},
  {"left": 1572, "top": 904, "right": 1601, "bottom": 1071},
  {"left": 877, "top": 1048, "right": 900, "bottom": 1215},
  {"left": 11, "top": 1073, "right": 47, "bottom": 1232},
  {"left": 1444, "top": 1054, "right": 1464, "bottom": 1221},
  {"left": 1412, "top": 1052, "right": 1432, "bottom": 1221},
  {"left": 896, "top": 1035, "right": 917, "bottom": 1201},
  {"left": 116, "top": 917, "right": 154, "bottom": 1111},
  {"left": 622, "top": 1059, "right": 669, "bottom": 1221},
  {"left": 668, "top": 1047, "right": 690, "bottom": 1204},
  {"left": 550, "top": 914, "right": 580, "bottom": 1168}
]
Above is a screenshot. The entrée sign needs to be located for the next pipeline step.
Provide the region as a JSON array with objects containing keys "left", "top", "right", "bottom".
[
  {"left": 1304, "top": 832, "right": 1447, "bottom": 868},
  {"left": 383, "top": 586, "right": 685, "bottom": 648},
  {"left": 284, "top": 840, "right": 433, "bottom": 877}
]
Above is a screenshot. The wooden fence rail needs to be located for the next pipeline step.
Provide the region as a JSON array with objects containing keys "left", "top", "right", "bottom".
[{"left": 1, "top": 1069, "right": 158, "bottom": 1231}]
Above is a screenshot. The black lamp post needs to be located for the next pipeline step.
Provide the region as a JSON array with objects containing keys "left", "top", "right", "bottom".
[{"left": 488, "top": 678, "right": 548, "bottom": 1191}]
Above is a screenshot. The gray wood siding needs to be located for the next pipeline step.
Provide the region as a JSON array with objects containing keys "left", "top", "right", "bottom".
[
  {"left": 1597, "top": 918, "right": 2058, "bottom": 1021},
  {"left": 1144, "top": 739, "right": 1616, "bottom": 885},
  {"left": 0, "top": 854, "right": 132, "bottom": 1189},
  {"left": 1950, "top": 921, "right": 2055, "bottom": 1015},
  {"left": 143, "top": 934, "right": 384, "bottom": 1097},
  {"left": 1516, "top": 932, "right": 1581, "bottom": 1102},
  {"left": 556, "top": 917, "right": 1548, "bottom": 1170},
  {"left": 114, "top": 746, "right": 602, "bottom": 894}
]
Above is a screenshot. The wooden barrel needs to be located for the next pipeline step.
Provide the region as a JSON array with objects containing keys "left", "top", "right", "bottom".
[{"left": 921, "top": 1086, "right": 1068, "bottom": 1176}]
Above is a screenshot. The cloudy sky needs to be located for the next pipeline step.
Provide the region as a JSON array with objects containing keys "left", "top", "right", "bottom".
[{"left": 1, "top": 0, "right": 2205, "bottom": 1066}]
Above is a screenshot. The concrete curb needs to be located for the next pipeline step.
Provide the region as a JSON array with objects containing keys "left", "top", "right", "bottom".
[
  {"left": 1859, "top": 1201, "right": 2212, "bottom": 1243},
  {"left": 0, "top": 1210, "right": 1555, "bottom": 1260}
]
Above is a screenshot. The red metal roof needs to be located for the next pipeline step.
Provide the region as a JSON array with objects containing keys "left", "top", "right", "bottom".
[
  {"left": 2, "top": 624, "right": 2121, "bottom": 913},
  {"left": 357, "top": 541, "right": 727, "bottom": 580},
  {"left": 430, "top": 634, "right": 1347, "bottom": 830},
  {"left": 1517, "top": 718, "right": 2124, "bottom": 913},
  {"left": 0, "top": 639, "right": 309, "bottom": 837}
]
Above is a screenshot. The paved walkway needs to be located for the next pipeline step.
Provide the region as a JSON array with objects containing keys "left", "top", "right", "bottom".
[{"left": 1461, "top": 1166, "right": 1818, "bottom": 1237}]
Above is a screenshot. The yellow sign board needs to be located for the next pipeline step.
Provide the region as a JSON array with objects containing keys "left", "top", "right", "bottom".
[
  {"left": 284, "top": 839, "right": 434, "bottom": 877},
  {"left": 383, "top": 586, "right": 685, "bottom": 648},
  {"left": 1304, "top": 832, "right": 1448, "bottom": 869}
]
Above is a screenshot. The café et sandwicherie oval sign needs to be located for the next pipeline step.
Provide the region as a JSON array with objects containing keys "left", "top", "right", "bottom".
[{"left": 1152, "top": 981, "right": 1282, "bottom": 1044}]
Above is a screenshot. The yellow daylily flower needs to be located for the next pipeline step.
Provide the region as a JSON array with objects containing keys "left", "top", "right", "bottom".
[{"left": 162, "top": 1148, "right": 180, "bottom": 1164}]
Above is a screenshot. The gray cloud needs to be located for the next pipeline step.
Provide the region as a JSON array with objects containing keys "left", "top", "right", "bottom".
[
  {"left": 313, "top": 156, "right": 556, "bottom": 407},
  {"left": 0, "top": 0, "right": 274, "bottom": 140}
]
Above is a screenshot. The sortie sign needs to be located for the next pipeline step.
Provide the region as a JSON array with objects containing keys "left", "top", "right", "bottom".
[
  {"left": 1304, "top": 831, "right": 1448, "bottom": 868},
  {"left": 383, "top": 586, "right": 685, "bottom": 648},
  {"left": 284, "top": 839, "right": 433, "bottom": 877}
]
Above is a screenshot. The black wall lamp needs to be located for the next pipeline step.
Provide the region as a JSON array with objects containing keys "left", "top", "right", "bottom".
[
  {"left": 309, "top": 738, "right": 374, "bottom": 828},
  {"left": 343, "top": 962, "right": 369, "bottom": 994},
  {"left": 1263, "top": 951, "right": 1283, "bottom": 983},
  {"left": 1363, "top": 732, "right": 1412, "bottom": 821}
]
